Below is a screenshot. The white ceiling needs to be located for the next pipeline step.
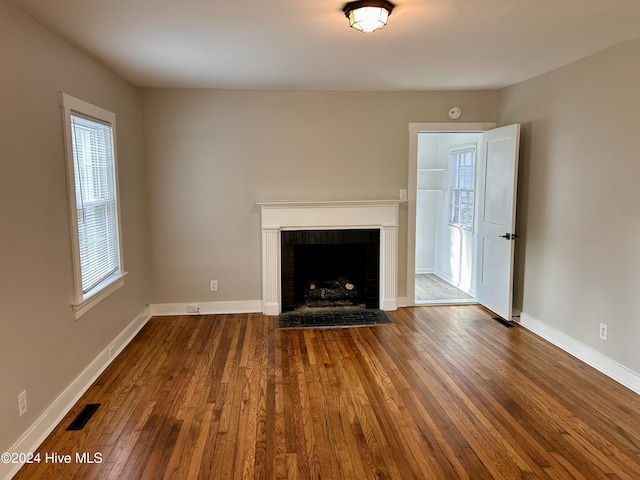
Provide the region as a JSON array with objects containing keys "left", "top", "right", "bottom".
[{"left": 10, "top": 0, "right": 640, "bottom": 90}]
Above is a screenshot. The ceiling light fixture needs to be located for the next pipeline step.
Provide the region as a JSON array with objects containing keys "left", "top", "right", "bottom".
[{"left": 342, "top": 0, "right": 396, "bottom": 33}]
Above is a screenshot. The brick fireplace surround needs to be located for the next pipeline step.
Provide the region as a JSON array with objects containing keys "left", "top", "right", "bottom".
[{"left": 257, "top": 200, "right": 403, "bottom": 316}]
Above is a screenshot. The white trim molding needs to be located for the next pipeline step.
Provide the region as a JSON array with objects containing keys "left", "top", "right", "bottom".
[
  {"left": 150, "top": 300, "right": 262, "bottom": 316},
  {"left": 519, "top": 312, "right": 640, "bottom": 395},
  {"left": 72, "top": 272, "right": 127, "bottom": 320},
  {"left": 257, "top": 199, "right": 404, "bottom": 315},
  {"left": 1, "top": 306, "right": 151, "bottom": 480},
  {"left": 59, "top": 93, "right": 127, "bottom": 320}
]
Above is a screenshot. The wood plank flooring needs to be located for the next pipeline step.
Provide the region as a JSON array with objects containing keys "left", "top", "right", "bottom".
[
  {"left": 14, "top": 306, "right": 640, "bottom": 479},
  {"left": 415, "top": 274, "right": 475, "bottom": 303}
]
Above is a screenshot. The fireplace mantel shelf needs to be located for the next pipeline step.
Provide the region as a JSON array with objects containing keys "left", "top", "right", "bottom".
[
  {"left": 256, "top": 199, "right": 406, "bottom": 208},
  {"left": 258, "top": 199, "right": 402, "bottom": 315}
]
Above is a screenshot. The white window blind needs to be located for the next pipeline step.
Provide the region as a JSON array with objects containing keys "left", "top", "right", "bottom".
[
  {"left": 60, "top": 93, "right": 125, "bottom": 319},
  {"left": 70, "top": 114, "right": 120, "bottom": 293}
]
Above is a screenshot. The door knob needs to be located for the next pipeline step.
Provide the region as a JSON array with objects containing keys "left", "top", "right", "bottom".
[{"left": 499, "top": 233, "right": 519, "bottom": 240}]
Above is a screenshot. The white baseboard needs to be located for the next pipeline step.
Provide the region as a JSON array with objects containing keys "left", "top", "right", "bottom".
[
  {"left": 519, "top": 312, "right": 640, "bottom": 396},
  {"left": 381, "top": 299, "right": 398, "bottom": 311},
  {"left": 150, "top": 300, "right": 262, "bottom": 316},
  {"left": 433, "top": 270, "right": 456, "bottom": 286},
  {"left": 1, "top": 306, "right": 151, "bottom": 480},
  {"left": 150, "top": 299, "right": 403, "bottom": 316},
  {"left": 263, "top": 302, "right": 280, "bottom": 316},
  {"left": 397, "top": 296, "right": 411, "bottom": 308},
  {"left": 415, "top": 268, "right": 434, "bottom": 275}
]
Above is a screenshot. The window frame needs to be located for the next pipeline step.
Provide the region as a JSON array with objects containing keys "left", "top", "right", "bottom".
[
  {"left": 59, "top": 93, "right": 126, "bottom": 319},
  {"left": 448, "top": 145, "right": 476, "bottom": 231}
]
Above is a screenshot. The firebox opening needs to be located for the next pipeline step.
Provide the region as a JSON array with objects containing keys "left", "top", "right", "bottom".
[
  {"left": 295, "top": 244, "right": 366, "bottom": 309},
  {"left": 281, "top": 229, "right": 380, "bottom": 312}
]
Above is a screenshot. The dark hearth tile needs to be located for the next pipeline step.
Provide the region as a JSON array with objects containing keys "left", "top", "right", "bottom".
[{"left": 279, "top": 309, "right": 391, "bottom": 329}]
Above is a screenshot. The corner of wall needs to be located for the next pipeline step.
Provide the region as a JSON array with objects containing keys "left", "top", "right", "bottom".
[
  {"left": 518, "top": 312, "right": 640, "bottom": 396},
  {"left": 0, "top": 306, "right": 151, "bottom": 480}
]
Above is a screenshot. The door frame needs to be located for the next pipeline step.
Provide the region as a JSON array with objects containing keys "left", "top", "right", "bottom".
[{"left": 406, "top": 122, "right": 496, "bottom": 307}]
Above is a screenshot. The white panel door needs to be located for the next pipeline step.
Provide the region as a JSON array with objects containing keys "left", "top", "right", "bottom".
[{"left": 475, "top": 124, "right": 520, "bottom": 320}]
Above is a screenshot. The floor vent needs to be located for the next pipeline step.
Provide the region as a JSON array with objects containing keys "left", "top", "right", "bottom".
[
  {"left": 66, "top": 403, "right": 101, "bottom": 431},
  {"left": 493, "top": 316, "right": 515, "bottom": 328}
]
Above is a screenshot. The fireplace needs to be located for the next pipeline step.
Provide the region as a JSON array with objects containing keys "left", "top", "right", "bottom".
[
  {"left": 281, "top": 229, "right": 380, "bottom": 312},
  {"left": 257, "top": 200, "right": 402, "bottom": 315}
]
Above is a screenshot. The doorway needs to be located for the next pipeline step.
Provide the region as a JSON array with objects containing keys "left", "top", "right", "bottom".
[
  {"left": 406, "top": 122, "right": 521, "bottom": 320},
  {"left": 415, "top": 132, "right": 481, "bottom": 304},
  {"left": 406, "top": 122, "right": 496, "bottom": 308}
]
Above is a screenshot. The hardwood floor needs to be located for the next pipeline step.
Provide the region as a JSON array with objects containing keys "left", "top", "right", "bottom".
[
  {"left": 415, "top": 274, "right": 475, "bottom": 304},
  {"left": 14, "top": 306, "right": 640, "bottom": 479}
]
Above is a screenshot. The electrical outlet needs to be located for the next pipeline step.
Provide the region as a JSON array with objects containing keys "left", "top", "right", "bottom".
[
  {"left": 109, "top": 345, "right": 116, "bottom": 358},
  {"left": 599, "top": 323, "right": 608, "bottom": 340},
  {"left": 399, "top": 189, "right": 408, "bottom": 201},
  {"left": 187, "top": 304, "right": 200, "bottom": 314},
  {"left": 18, "top": 390, "right": 27, "bottom": 417},
  {"left": 210, "top": 280, "right": 218, "bottom": 292}
]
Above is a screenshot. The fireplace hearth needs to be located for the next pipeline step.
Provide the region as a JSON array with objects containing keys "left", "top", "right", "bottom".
[{"left": 278, "top": 307, "right": 391, "bottom": 329}]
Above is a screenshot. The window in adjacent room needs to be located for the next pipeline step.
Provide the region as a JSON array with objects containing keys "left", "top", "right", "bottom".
[
  {"left": 449, "top": 146, "right": 476, "bottom": 230},
  {"left": 60, "top": 93, "right": 126, "bottom": 319}
]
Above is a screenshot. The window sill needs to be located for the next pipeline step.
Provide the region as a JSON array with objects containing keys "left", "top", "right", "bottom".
[{"left": 72, "top": 272, "right": 128, "bottom": 320}]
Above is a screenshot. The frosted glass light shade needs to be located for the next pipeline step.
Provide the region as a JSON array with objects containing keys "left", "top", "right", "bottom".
[{"left": 343, "top": 1, "right": 395, "bottom": 33}]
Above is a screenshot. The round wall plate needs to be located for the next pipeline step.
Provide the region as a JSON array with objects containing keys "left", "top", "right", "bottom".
[{"left": 448, "top": 107, "right": 462, "bottom": 119}]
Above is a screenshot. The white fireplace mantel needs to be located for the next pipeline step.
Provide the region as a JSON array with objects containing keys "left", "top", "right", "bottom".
[{"left": 257, "top": 199, "right": 404, "bottom": 315}]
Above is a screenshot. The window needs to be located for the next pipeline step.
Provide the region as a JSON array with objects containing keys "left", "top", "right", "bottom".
[
  {"left": 60, "top": 93, "right": 126, "bottom": 319},
  {"left": 449, "top": 146, "right": 476, "bottom": 230}
]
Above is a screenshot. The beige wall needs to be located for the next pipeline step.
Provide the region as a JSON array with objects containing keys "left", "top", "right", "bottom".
[
  {"left": 498, "top": 37, "right": 640, "bottom": 373},
  {"left": 0, "top": 0, "right": 147, "bottom": 453},
  {"left": 140, "top": 89, "right": 498, "bottom": 305},
  {"left": 7, "top": 0, "right": 638, "bottom": 457}
]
